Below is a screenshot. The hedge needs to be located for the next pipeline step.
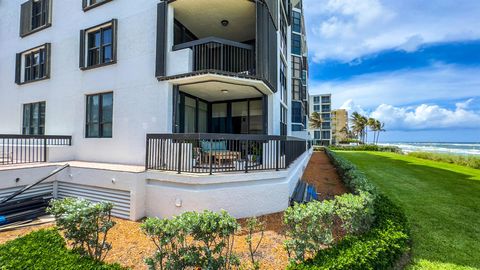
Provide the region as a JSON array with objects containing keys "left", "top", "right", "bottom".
[
  {"left": 328, "top": 145, "right": 402, "bottom": 153},
  {"left": 287, "top": 149, "right": 410, "bottom": 270},
  {"left": 408, "top": 151, "right": 480, "bottom": 169},
  {"left": 0, "top": 229, "right": 124, "bottom": 270}
]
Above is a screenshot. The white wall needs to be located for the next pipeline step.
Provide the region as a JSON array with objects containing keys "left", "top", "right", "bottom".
[{"left": 0, "top": 0, "right": 171, "bottom": 165}]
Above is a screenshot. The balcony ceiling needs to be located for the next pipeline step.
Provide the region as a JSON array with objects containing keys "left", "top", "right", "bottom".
[
  {"left": 171, "top": 0, "right": 256, "bottom": 42},
  {"left": 179, "top": 81, "right": 263, "bottom": 102}
]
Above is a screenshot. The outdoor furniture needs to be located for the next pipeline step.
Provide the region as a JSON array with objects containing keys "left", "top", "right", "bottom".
[{"left": 200, "top": 141, "right": 241, "bottom": 165}]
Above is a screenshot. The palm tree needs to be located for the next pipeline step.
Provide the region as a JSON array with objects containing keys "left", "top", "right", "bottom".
[
  {"left": 350, "top": 112, "right": 367, "bottom": 144},
  {"left": 367, "top": 118, "right": 376, "bottom": 144},
  {"left": 375, "top": 121, "right": 386, "bottom": 144},
  {"left": 309, "top": 112, "right": 323, "bottom": 130}
]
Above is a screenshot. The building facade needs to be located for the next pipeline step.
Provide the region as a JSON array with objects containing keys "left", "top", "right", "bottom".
[
  {"left": 309, "top": 94, "right": 332, "bottom": 145},
  {"left": 331, "top": 109, "right": 348, "bottom": 144},
  {"left": 289, "top": 0, "right": 309, "bottom": 139},
  {"left": 0, "top": 0, "right": 312, "bottom": 220}
]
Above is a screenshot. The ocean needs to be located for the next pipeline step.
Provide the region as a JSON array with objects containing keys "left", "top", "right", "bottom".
[{"left": 380, "top": 142, "right": 480, "bottom": 156}]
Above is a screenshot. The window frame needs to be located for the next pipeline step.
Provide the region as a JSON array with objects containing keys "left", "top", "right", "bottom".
[
  {"left": 19, "top": 0, "right": 52, "bottom": 38},
  {"left": 80, "top": 19, "right": 117, "bottom": 70},
  {"left": 85, "top": 92, "right": 113, "bottom": 138},
  {"left": 22, "top": 101, "right": 46, "bottom": 135},
  {"left": 82, "top": 0, "right": 113, "bottom": 12},
  {"left": 16, "top": 43, "right": 51, "bottom": 85}
]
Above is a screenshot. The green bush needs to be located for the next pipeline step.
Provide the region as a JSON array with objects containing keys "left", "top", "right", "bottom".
[
  {"left": 287, "top": 195, "right": 410, "bottom": 270},
  {"left": 141, "top": 210, "right": 240, "bottom": 270},
  {"left": 0, "top": 229, "right": 123, "bottom": 270},
  {"left": 245, "top": 217, "right": 266, "bottom": 270},
  {"left": 329, "top": 145, "right": 402, "bottom": 153},
  {"left": 408, "top": 151, "right": 480, "bottom": 169},
  {"left": 47, "top": 198, "right": 116, "bottom": 262},
  {"left": 286, "top": 149, "right": 411, "bottom": 270}
]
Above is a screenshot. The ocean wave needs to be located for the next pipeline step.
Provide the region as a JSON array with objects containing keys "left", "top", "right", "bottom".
[{"left": 380, "top": 143, "right": 480, "bottom": 156}]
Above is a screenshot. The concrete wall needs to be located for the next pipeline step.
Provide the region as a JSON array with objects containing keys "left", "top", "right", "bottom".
[{"left": 0, "top": 149, "right": 311, "bottom": 220}]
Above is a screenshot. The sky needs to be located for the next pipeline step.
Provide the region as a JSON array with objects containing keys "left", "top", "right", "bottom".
[{"left": 303, "top": 0, "right": 480, "bottom": 142}]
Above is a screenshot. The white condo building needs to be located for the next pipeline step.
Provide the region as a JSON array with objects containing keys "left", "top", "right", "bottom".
[{"left": 0, "top": 0, "right": 312, "bottom": 220}]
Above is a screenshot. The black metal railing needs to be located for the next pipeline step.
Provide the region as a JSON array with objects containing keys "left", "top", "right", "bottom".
[
  {"left": 173, "top": 37, "right": 255, "bottom": 76},
  {"left": 0, "top": 135, "right": 72, "bottom": 166},
  {"left": 146, "top": 133, "right": 308, "bottom": 174}
]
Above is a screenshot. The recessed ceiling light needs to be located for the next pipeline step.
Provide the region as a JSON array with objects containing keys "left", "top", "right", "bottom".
[
  {"left": 221, "top": 89, "right": 229, "bottom": 94},
  {"left": 221, "top": 20, "right": 229, "bottom": 27}
]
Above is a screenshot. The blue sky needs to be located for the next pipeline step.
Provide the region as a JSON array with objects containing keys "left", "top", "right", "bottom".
[{"left": 303, "top": 0, "right": 480, "bottom": 142}]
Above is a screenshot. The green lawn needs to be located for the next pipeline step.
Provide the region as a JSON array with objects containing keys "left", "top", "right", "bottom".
[{"left": 335, "top": 151, "right": 480, "bottom": 270}]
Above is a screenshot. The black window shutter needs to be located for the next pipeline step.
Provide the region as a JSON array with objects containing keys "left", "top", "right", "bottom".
[
  {"left": 45, "top": 0, "right": 52, "bottom": 25},
  {"left": 111, "top": 19, "right": 118, "bottom": 62},
  {"left": 45, "top": 43, "right": 51, "bottom": 78},
  {"left": 19, "top": 1, "right": 33, "bottom": 37},
  {"left": 155, "top": 1, "right": 168, "bottom": 77},
  {"left": 256, "top": 1, "right": 278, "bottom": 93},
  {"left": 79, "top": 29, "right": 85, "bottom": 68},
  {"left": 15, "top": 53, "right": 22, "bottom": 84}
]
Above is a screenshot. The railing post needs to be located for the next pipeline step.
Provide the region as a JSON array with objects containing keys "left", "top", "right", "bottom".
[
  {"left": 245, "top": 140, "right": 249, "bottom": 173},
  {"left": 177, "top": 140, "right": 183, "bottom": 174},
  {"left": 209, "top": 139, "right": 213, "bottom": 175},
  {"left": 43, "top": 138, "right": 47, "bottom": 162},
  {"left": 145, "top": 135, "right": 150, "bottom": 170},
  {"left": 276, "top": 139, "right": 280, "bottom": 171}
]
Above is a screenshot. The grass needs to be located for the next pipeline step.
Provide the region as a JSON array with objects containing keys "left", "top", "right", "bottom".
[
  {"left": 335, "top": 151, "right": 480, "bottom": 270},
  {"left": 408, "top": 152, "right": 480, "bottom": 170}
]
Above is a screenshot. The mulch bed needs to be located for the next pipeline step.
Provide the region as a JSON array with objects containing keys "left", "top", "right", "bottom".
[{"left": 0, "top": 151, "right": 348, "bottom": 270}]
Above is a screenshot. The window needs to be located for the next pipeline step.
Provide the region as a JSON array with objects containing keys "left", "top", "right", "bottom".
[
  {"left": 322, "top": 96, "right": 331, "bottom": 103},
  {"left": 15, "top": 43, "right": 51, "bottom": 85},
  {"left": 292, "top": 79, "right": 301, "bottom": 101},
  {"left": 20, "top": 0, "right": 52, "bottom": 37},
  {"left": 322, "top": 122, "right": 331, "bottom": 130},
  {"left": 322, "top": 105, "right": 331, "bottom": 113},
  {"left": 292, "top": 101, "right": 302, "bottom": 124},
  {"left": 174, "top": 20, "right": 197, "bottom": 45},
  {"left": 313, "top": 105, "right": 320, "bottom": 112},
  {"left": 322, "top": 131, "right": 331, "bottom": 139},
  {"left": 80, "top": 20, "right": 117, "bottom": 70},
  {"left": 23, "top": 102, "right": 45, "bottom": 135},
  {"left": 86, "top": 92, "right": 113, "bottom": 138},
  {"left": 292, "top": 11, "right": 301, "bottom": 33},
  {"left": 280, "top": 8, "right": 288, "bottom": 58},
  {"left": 280, "top": 106, "right": 287, "bottom": 136},
  {"left": 314, "top": 131, "right": 320, "bottom": 140},
  {"left": 313, "top": 96, "right": 320, "bottom": 104},
  {"left": 82, "top": 0, "right": 113, "bottom": 11},
  {"left": 292, "top": 56, "right": 301, "bottom": 78},
  {"left": 280, "top": 60, "right": 287, "bottom": 103},
  {"left": 291, "top": 34, "right": 302, "bottom": 55}
]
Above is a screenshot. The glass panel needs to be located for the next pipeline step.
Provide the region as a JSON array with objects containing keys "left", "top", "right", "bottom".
[
  {"left": 232, "top": 101, "right": 248, "bottom": 134},
  {"left": 23, "top": 104, "right": 31, "bottom": 135},
  {"left": 198, "top": 101, "right": 208, "bottom": 133},
  {"left": 102, "top": 123, "right": 112, "bottom": 137},
  {"left": 184, "top": 96, "right": 196, "bottom": 133},
  {"left": 89, "top": 31, "right": 101, "bottom": 48},
  {"left": 212, "top": 103, "right": 227, "bottom": 133},
  {"left": 87, "top": 124, "right": 99, "bottom": 137},
  {"left": 103, "top": 45, "right": 112, "bottom": 62},
  {"left": 102, "top": 93, "right": 113, "bottom": 123},
  {"left": 103, "top": 28, "right": 112, "bottom": 44},
  {"left": 249, "top": 100, "right": 263, "bottom": 134},
  {"left": 89, "top": 95, "right": 99, "bottom": 122}
]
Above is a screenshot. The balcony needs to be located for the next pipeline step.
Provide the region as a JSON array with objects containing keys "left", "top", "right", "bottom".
[
  {"left": 0, "top": 135, "right": 72, "bottom": 166},
  {"left": 156, "top": 0, "right": 278, "bottom": 95},
  {"left": 172, "top": 37, "right": 255, "bottom": 77},
  {"left": 146, "top": 133, "right": 309, "bottom": 174}
]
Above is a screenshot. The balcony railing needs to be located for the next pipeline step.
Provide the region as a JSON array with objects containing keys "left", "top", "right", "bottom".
[
  {"left": 146, "top": 133, "right": 309, "bottom": 174},
  {"left": 173, "top": 37, "right": 255, "bottom": 76},
  {"left": 0, "top": 135, "right": 72, "bottom": 166}
]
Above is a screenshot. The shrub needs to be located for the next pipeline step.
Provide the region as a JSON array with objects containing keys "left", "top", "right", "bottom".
[
  {"left": 287, "top": 195, "right": 410, "bottom": 270},
  {"left": 408, "top": 151, "right": 480, "bottom": 169},
  {"left": 0, "top": 229, "right": 123, "bottom": 270},
  {"left": 47, "top": 198, "right": 116, "bottom": 262},
  {"left": 244, "top": 217, "right": 265, "bottom": 270},
  {"left": 329, "top": 145, "right": 402, "bottom": 153},
  {"left": 141, "top": 210, "right": 240, "bottom": 270},
  {"left": 284, "top": 200, "right": 336, "bottom": 262},
  {"left": 334, "top": 192, "right": 374, "bottom": 236}
]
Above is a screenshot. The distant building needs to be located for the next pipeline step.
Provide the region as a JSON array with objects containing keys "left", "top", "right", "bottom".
[
  {"left": 309, "top": 94, "right": 332, "bottom": 145},
  {"left": 332, "top": 109, "right": 348, "bottom": 144}
]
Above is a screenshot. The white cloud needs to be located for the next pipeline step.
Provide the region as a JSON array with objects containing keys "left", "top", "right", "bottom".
[
  {"left": 310, "top": 64, "right": 480, "bottom": 109},
  {"left": 338, "top": 98, "right": 480, "bottom": 131},
  {"left": 370, "top": 101, "right": 480, "bottom": 130},
  {"left": 304, "top": 0, "right": 480, "bottom": 62}
]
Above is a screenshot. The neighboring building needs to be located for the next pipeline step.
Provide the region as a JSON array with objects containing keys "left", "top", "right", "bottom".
[
  {"left": 0, "top": 0, "right": 312, "bottom": 220},
  {"left": 290, "top": 0, "right": 310, "bottom": 139},
  {"left": 331, "top": 109, "right": 348, "bottom": 144},
  {"left": 309, "top": 94, "right": 332, "bottom": 145}
]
